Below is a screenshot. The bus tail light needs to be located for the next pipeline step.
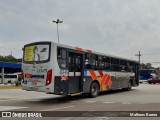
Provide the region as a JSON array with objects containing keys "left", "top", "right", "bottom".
[
  {"left": 46, "top": 69, "right": 52, "bottom": 86},
  {"left": 21, "top": 71, "right": 24, "bottom": 83}
]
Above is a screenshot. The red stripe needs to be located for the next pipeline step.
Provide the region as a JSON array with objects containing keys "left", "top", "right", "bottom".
[
  {"left": 98, "top": 71, "right": 104, "bottom": 77},
  {"left": 89, "top": 70, "right": 97, "bottom": 80},
  {"left": 86, "top": 49, "right": 92, "bottom": 53}
]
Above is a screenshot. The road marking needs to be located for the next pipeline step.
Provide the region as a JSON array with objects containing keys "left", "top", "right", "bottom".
[
  {"left": 0, "top": 100, "right": 7, "bottom": 101},
  {"left": 0, "top": 106, "right": 28, "bottom": 111},
  {"left": 122, "top": 102, "right": 131, "bottom": 104},
  {"left": 85, "top": 101, "right": 96, "bottom": 103},
  {"left": 41, "top": 105, "right": 75, "bottom": 111},
  {"left": 41, "top": 96, "right": 53, "bottom": 98},
  {"left": 0, "top": 97, "right": 11, "bottom": 100},
  {"left": 60, "top": 118, "right": 73, "bottom": 120},
  {"left": 11, "top": 98, "right": 31, "bottom": 101},
  {"left": 103, "top": 102, "right": 115, "bottom": 104}
]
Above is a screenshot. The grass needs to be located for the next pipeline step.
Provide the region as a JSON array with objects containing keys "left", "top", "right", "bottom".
[{"left": 0, "top": 85, "right": 22, "bottom": 89}]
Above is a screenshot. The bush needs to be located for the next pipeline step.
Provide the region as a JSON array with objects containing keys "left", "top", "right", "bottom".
[{"left": 15, "top": 80, "right": 21, "bottom": 86}]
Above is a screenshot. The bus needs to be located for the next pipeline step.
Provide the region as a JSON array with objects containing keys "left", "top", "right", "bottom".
[
  {"left": 22, "top": 41, "right": 139, "bottom": 97},
  {"left": 139, "top": 69, "right": 156, "bottom": 83},
  {"left": 0, "top": 72, "right": 21, "bottom": 84}
]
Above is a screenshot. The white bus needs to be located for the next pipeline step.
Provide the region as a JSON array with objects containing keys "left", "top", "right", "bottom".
[
  {"left": 22, "top": 41, "right": 139, "bottom": 97},
  {"left": 0, "top": 72, "right": 21, "bottom": 84}
]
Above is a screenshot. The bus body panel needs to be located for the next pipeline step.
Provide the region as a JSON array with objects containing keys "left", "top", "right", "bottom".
[
  {"left": 54, "top": 49, "right": 84, "bottom": 95},
  {"left": 0, "top": 72, "right": 21, "bottom": 84},
  {"left": 22, "top": 41, "right": 139, "bottom": 96},
  {"left": 139, "top": 69, "right": 156, "bottom": 82},
  {"left": 22, "top": 63, "right": 53, "bottom": 92},
  {"left": 22, "top": 42, "right": 56, "bottom": 93},
  {"left": 82, "top": 70, "right": 134, "bottom": 93}
]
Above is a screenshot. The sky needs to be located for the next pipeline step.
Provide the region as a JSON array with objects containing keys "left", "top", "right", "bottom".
[{"left": 0, "top": 0, "right": 160, "bottom": 67}]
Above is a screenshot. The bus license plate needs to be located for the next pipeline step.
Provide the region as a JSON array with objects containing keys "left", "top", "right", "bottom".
[{"left": 32, "top": 82, "right": 37, "bottom": 86}]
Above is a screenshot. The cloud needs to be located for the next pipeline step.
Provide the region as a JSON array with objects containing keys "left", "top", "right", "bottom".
[{"left": 0, "top": 0, "right": 160, "bottom": 66}]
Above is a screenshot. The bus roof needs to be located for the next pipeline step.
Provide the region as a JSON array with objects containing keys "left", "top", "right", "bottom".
[
  {"left": 23, "top": 41, "right": 139, "bottom": 64},
  {"left": 54, "top": 42, "right": 139, "bottom": 64}
]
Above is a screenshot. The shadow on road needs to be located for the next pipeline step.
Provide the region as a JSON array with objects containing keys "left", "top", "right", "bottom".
[{"left": 26, "top": 89, "right": 137, "bottom": 105}]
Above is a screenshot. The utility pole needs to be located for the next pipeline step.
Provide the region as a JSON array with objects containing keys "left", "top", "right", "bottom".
[
  {"left": 135, "top": 51, "right": 141, "bottom": 64},
  {"left": 52, "top": 19, "right": 63, "bottom": 44},
  {"left": 11, "top": 51, "right": 12, "bottom": 56}
]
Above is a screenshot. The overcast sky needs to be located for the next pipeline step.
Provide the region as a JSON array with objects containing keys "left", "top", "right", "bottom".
[{"left": 0, "top": 0, "right": 160, "bottom": 67}]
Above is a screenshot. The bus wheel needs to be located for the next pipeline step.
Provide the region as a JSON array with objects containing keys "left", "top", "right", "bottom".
[
  {"left": 8, "top": 80, "right": 11, "bottom": 84},
  {"left": 123, "top": 80, "right": 132, "bottom": 91},
  {"left": 90, "top": 82, "right": 99, "bottom": 98},
  {"left": 127, "top": 80, "right": 132, "bottom": 91}
]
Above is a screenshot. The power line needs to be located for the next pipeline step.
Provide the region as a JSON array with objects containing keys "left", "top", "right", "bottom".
[
  {"left": 142, "top": 52, "right": 160, "bottom": 55},
  {"left": 0, "top": 46, "right": 21, "bottom": 51},
  {"left": 140, "top": 60, "right": 160, "bottom": 64}
]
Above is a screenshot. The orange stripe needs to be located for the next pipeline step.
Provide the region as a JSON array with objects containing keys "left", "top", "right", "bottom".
[
  {"left": 75, "top": 47, "right": 82, "bottom": 51},
  {"left": 89, "top": 70, "right": 97, "bottom": 80},
  {"left": 105, "top": 75, "right": 112, "bottom": 86},
  {"left": 108, "top": 80, "right": 112, "bottom": 86},
  {"left": 100, "top": 74, "right": 108, "bottom": 90}
]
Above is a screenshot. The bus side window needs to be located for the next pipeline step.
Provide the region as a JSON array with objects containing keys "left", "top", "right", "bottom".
[
  {"left": 85, "top": 54, "right": 91, "bottom": 69},
  {"left": 69, "top": 54, "right": 74, "bottom": 72},
  {"left": 57, "top": 48, "right": 67, "bottom": 69},
  {"left": 111, "top": 58, "right": 120, "bottom": 71},
  {"left": 128, "top": 62, "right": 134, "bottom": 72},
  {"left": 75, "top": 56, "right": 81, "bottom": 72},
  {"left": 104, "top": 56, "right": 110, "bottom": 71},
  {"left": 120, "top": 60, "right": 128, "bottom": 72},
  {"left": 85, "top": 53, "right": 98, "bottom": 70},
  {"left": 99, "top": 56, "right": 104, "bottom": 70}
]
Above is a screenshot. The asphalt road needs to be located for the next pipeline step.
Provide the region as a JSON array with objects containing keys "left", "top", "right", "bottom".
[{"left": 0, "top": 83, "right": 160, "bottom": 120}]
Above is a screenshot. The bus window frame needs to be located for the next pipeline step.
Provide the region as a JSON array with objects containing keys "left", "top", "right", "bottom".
[
  {"left": 57, "top": 47, "right": 68, "bottom": 69},
  {"left": 23, "top": 42, "right": 51, "bottom": 64},
  {"left": 110, "top": 57, "right": 120, "bottom": 71},
  {"left": 98, "top": 55, "right": 111, "bottom": 71},
  {"left": 85, "top": 53, "right": 98, "bottom": 70}
]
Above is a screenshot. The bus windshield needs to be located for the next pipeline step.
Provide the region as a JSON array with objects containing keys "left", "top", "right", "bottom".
[{"left": 23, "top": 43, "right": 50, "bottom": 63}]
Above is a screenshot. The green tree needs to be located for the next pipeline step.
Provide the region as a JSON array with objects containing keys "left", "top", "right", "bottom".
[
  {"left": 0, "top": 55, "right": 17, "bottom": 63},
  {"left": 141, "top": 63, "right": 154, "bottom": 69},
  {"left": 141, "top": 63, "right": 147, "bottom": 69}
]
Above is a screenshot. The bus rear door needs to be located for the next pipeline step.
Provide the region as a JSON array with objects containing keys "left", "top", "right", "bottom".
[{"left": 68, "top": 51, "right": 84, "bottom": 94}]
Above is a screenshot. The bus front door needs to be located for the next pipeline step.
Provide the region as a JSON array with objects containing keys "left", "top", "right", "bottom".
[{"left": 68, "top": 52, "right": 84, "bottom": 94}]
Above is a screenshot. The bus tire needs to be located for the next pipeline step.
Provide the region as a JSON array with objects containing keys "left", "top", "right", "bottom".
[
  {"left": 123, "top": 80, "right": 132, "bottom": 91},
  {"left": 8, "top": 80, "right": 11, "bottom": 84},
  {"left": 90, "top": 82, "right": 99, "bottom": 98},
  {"left": 127, "top": 80, "right": 132, "bottom": 91}
]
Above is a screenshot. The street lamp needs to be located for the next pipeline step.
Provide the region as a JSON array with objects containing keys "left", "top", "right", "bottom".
[{"left": 52, "top": 19, "right": 63, "bottom": 43}]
